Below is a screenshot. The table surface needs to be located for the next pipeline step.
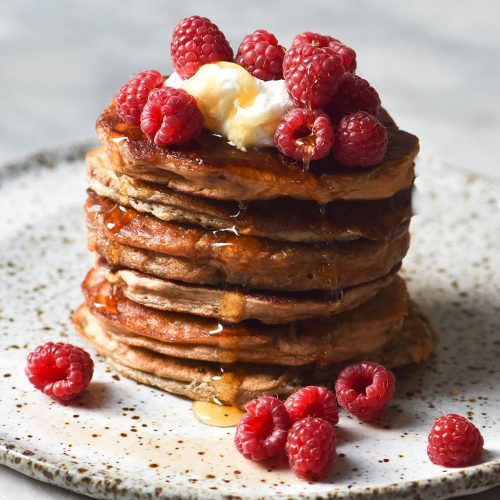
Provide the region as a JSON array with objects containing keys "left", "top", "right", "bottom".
[{"left": 1, "top": 0, "right": 499, "bottom": 498}]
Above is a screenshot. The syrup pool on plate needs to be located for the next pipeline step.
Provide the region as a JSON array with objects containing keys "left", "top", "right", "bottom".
[{"left": 192, "top": 401, "right": 245, "bottom": 427}]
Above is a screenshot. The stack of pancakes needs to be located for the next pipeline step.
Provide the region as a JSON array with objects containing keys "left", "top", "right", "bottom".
[{"left": 73, "top": 102, "right": 436, "bottom": 406}]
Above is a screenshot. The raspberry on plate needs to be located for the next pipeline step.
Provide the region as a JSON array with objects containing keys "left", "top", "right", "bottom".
[
  {"left": 171, "top": 15, "right": 233, "bottom": 79},
  {"left": 140, "top": 87, "right": 204, "bottom": 146},
  {"left": 234, "top": 396, "right": 291, "bottom": 461},
  {"left": 286, "top": 417, "right": 336, "bottom": 480},
  {"left": 25, "top": 342, "right": 94, "bottom": 401},
  {"left": 333, "top": 111, "right": 388, "bottom": 167},
  {"left": 427, "top": 414, "right": 484, "bottom": 467},
  {"left": 284, "top": 45, "right": 344, "bottom": 108},
  {"left": 236, "top": 29, "right": 285, "bottom": 81},
  {"left": 116, "top": 70, "right": 163, "bottom": 125},
  {"left": 290, "top": 31, "right": 357, "bottom": 73},
  {"left": 274, "top": 108, "right": 334, "bottom": 162},
  {"left": 285, "top": 386, "right": 339, "bottom": 426},
  {"left": 335, "top": 361, "right": 395, "bottom": 422},
  {"left": 327, "top": 73, "right": 381, "bottom": 123}
]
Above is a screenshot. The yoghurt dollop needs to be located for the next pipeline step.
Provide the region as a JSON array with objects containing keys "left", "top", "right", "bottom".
[{"left": 165, "top": 62, "right": 293, "bottom": 150}]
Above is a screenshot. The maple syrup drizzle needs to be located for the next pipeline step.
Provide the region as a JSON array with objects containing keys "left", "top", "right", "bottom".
[
  {"left": 192, "top": 364, "right": 248, "bottom": 427},
  {"left": 192, "top": 401, "right": 245, "bottom": 427},
  {"left": 212, "top": 225, "right": 239, "bottom": 236},
  {"left": 111, "top": 136, "right": 128, "bottom": 144},
  {"left": 106, "top": 243, "right": 121, "bottom": 266},
  {"left": 118, "top": 177, "right": 130, "bottom": 205},
  {"left": 212, "top": 242, "right": 234, "bottom": 248},
  {"left": 93, "top": 282, "right": 119, "bottom": 314},
  {"left": 296, "top": 134, "right": 316, "bottom": 172},
  {"left": 229, "top": 201, "right": 248, "bottom": 219},
  {"left": 208, "top": 323, "right": 224, "bottom": 335},
  {"left": 211, "top": 224, "right": 241, "bottom": 250},
  {"left": 104, "top": 204, "right": 137, "bottom": 234},
  {"left": 302, "top": 151, "right": 313, "bottom": 172},
  {"left": 318, "top": 330, "right": 335, "bottom": 367},
  {"left": 220, "top": 291, "right": 246, "bottom": 323}
]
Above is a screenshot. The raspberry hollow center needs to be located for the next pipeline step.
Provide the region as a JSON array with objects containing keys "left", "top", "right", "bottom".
[
  {"left": 254, "top": 411, "right": 274, "bottom": 439},
  {"left": 292, "top": 126, "right": 310, "bottom": 140},
  {"left": 40, "top": 358, "right": 67, "bottom": 382},
  {"left": 352, "top": 376, "right": 372, "bottom": 395},
  {"left": 294, "top": 129, "right": 317, "bottom": 158}
]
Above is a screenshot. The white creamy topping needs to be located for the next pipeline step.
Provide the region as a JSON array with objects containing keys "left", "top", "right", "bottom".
[{"left": 165, "top": 62, "right": 293, "bottom": 150}]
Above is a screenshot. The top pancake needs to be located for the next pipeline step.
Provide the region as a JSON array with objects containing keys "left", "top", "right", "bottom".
[{"left": 97, "top": 102, "right": 419, "bottom": 204}]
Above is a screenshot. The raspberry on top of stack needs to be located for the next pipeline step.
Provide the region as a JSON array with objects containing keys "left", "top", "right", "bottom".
[{"left": 73, "top": 15, "right": 436, "bottom": 408}]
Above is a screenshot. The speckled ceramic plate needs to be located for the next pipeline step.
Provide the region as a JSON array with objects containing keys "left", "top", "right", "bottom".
[{"left": 1, "top": 145, "right": 500, "bottom": 500}]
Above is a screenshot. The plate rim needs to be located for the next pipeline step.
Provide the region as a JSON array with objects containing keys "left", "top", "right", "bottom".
[{"left": 2, "top": 435, "right": 500, "bottom": 500}]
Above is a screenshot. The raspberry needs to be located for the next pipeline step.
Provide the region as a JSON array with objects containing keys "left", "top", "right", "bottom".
[
  {"left": 140, "top": 87, "right": 204, "bottom": 146},
  {"left": 286, "top": 417, "right": 336, "bottom": 480},
  {"left": 235, "top": 29, "right": 285, "bottom": 81},
  {"left": 335, "top": 361, "right": 395, "bottom": 421},
  {"left": 427, "top": 414, "right": 484, "bottom": 467},
  {"left": 327, "top": 73, "right": 381, "bottom": 123},
  {"left": 234, "top": 396, "right": 291, "bottom": 461},
  {"left": 25, "top": 342, "right": 94, "bottom": 401},
  {"left": 116, "top": 70, "right": 163, "bottom": 125},
  {"left": 333, "top": 111, "right": 388, "bottom": 167},
  {"left": 284, "top": 45, "right": 344, "bottom": 108},
  {"left": 171, "top": 15, "right": 233, "bottom": 79},
  {"left": 328, "top": 40, "right": 356, "bottom": 74},
  {"left": 274, "top": 108, "right": 334, "bottom": 162},
  {"left": 285, "top": 386, "right": 339, "bottom": 426},
  {"left": 291, "top": 32, "right": 332, "bottom": 49},
  {"left": 290, "top": 32, "right": 357, "bottom": 73}
]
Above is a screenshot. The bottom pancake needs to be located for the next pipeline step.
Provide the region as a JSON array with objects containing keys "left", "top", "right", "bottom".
[
  {"left": 72, "top": 302, "right": 436, "bottom": 407},
  {"left": 73, "top": 304, "right": 302, "bottom": 405}
]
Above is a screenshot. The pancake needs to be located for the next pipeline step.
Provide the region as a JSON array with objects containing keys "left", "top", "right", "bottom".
[
  {"left": 106, "top": 263, "right": 400, "bottom": 324},
  {"left": 72, "top": 301, "right": 436, "bottom": 406},
  {"left": 90, "top": 232, "right": 226, "bottom": 287},
  {"left": 73, "top": 304, "right": 302, "bottom": 406},
  {"left": 81, "top": 266, "right": 409, "bottom": 366},
  {"left": 86, "top": 190, "right": 411, "bottom": 292},
  {"left": 362, "top": 301, "right": 437, "bottom": 368},
  {"left": 97, "top": 101, "right": 418, "bottom": 203},
  {"left": 87, "top": 146, "right": 413, "bottom": 243},
  {"left": 310, "top": 301, "right": 437, "bottom": 383}
]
